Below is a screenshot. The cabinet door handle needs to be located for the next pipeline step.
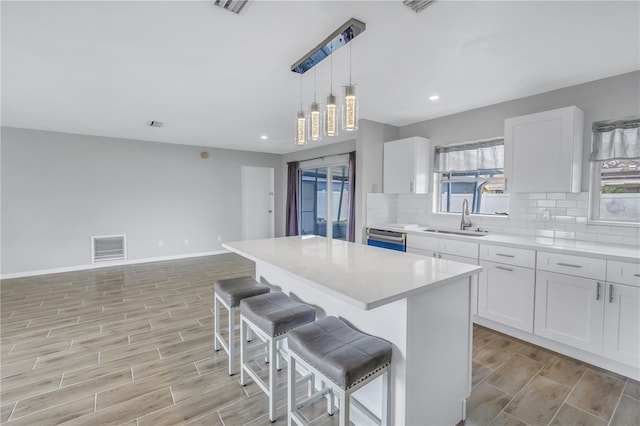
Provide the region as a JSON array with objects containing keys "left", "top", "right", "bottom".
[
  {"left": 495, "top": 266, "right": 514, "bottom": 272},
  {"left": 438, "top": 253, "right": 442, "bottom": 258},
  {"left": 609, "top": 284, "right": 614, "bottom": 303},
  {"left": 556, "top": 262, "right": 582, "bottom": 268},
  {"left": 634, "top": 273, "right": 640, "bottom": 278},
  {"left": 495, "top": 253, "right": 515, "bottom": 258},
  {"left": 410, "top": 182, "right": 414, "bottom": 192},
  {"left": 433, "top": 253, "right": 437, "bottom": 258},
  {"left": 596, "top": 282, "right": 601, "bottom": 301}
]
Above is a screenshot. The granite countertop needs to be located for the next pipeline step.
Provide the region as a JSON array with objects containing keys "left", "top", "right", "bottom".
[
  {"left": 371, "top": 223, "right": 640, "bottom": 263},
  {"left": 223, "top": 235, "right": 482, "bottom": 310}
]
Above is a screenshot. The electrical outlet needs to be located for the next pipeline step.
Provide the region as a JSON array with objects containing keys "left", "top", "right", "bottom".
[
  {"left": 542, "top": 210, "right": 550, "bottom": 220},
  {"left": 158, "top": 240, "right": 164, "bottom": 248}
]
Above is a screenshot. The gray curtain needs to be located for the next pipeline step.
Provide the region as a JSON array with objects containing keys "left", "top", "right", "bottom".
[
  {"left": 347, "top": 151, "right": 356, "bottom": 242},
  {"left": 286, "top": 161, "right": 300, "bottom": 236},
  {"left": 590, "top": 118, "right": 640, "bottom": 161},
  {"left": 434, "top": 138, "right": 504, "bottom": 172}
]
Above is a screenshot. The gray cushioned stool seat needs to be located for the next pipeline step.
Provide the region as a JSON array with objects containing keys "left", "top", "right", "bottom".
[
  {"left": 287, "top": 316, "right": 392, "bottom": 390},
  {"left": 240, "top": 292, "right": 315, "bottom": 337},
  {"left": 214, "top": 276, "right": 270, "bottom": 308}
]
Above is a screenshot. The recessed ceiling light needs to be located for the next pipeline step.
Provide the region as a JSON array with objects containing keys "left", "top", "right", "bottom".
[
  {"left": 260, "top": 135, "right": 268, "bottom": 140},
  {"left": 429, "top": 95, "right": 440, "bottom": 101}
]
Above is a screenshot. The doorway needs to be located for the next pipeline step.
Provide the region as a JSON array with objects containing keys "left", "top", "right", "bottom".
[
  {"left": 241, "top": 166, "right": 274, "bottom": 240},
  {"left": 299, "top": 164, "right": 349, "bottom": 240}
]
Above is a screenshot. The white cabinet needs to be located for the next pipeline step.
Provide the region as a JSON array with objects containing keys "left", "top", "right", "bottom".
[
  {"left": 383, "top": 137, "right": 431, "bottom": 194},
  {"left": 504, "top": 106, "right": 583, "bottom": 193},
  {"left": 534, "top": 270, "right": 604, "bottom": 353},
  {"left": 478, "top": 244, "right": 536, "bottom": 332},
  {"left": 603, "top": 261, "right": 640, "bottom": 367}
]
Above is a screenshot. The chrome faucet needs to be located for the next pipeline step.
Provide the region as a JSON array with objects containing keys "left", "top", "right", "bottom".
[{"left": 460, "top": 199, "right": 472, "bottom": 230}]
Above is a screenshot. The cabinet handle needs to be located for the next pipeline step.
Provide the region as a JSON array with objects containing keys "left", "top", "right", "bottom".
[
  {"left": 438, "top": 253, "right": 442, "bottom": 258},
  {"left": 609, "top": 284, "right": 614, "bottom": 303},
  {"left": 410, "top": 182, "right": 414, "bottom": 192},
  {"left": 556, "top": 262, "right": 582, "bottom": 268},
  {"left": 433, "top": 253, "right": 437, "bottom": 258},
  {"left": 596, "top": 282, "right": 601, "bottom": 301},
  {"left": 495, "top": 266, "right": 514, "bottom": 272},
  {"left": 634, "top": 273, "right": 640, "bottom": 278},
  {"left": 495, "top": 253, "right": 515, "bottom": 258}
]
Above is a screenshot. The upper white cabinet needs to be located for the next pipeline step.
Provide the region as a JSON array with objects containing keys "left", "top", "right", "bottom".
[
  {"left": 504, "top": 106, "right": 584, "bottom": 193},
  {"left": 383, "top": 137, "right": 431, "bottom": 194}
]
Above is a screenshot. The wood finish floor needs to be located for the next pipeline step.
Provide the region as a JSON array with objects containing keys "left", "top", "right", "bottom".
[{"left": 1, "top": 254, "right": 639, "bottom": 425}]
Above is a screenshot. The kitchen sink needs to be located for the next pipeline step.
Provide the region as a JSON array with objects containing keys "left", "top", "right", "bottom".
[{"left": 422, "top": 229, "right": 487, "bottom": 237}]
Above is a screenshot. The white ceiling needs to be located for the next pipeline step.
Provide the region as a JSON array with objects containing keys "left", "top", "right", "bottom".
[{"left": 2, "top": 1, "right": 639, "bottom": 154}]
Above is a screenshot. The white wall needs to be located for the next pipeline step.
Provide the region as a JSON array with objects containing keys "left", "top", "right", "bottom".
[{"left": 1, "top": 127, "right": 283, "bottom": 275}]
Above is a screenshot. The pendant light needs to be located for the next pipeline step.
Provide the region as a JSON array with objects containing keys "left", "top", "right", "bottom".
[
  {"left": 342, "top": 42, "right": 358, "bottom": 132},
  {"left": 309, "top": 68, "right": 323, "bottom": 141},
  {"left": 324, "top": 41, "right": 339, "bottom": 137},
  {"left": 295, "top": 76, "right": 306, "bottom": 146}
]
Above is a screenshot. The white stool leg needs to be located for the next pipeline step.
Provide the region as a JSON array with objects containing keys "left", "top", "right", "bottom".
[
  {"left": 268, "top": 336, "right": 278, "bottom": 422},
  {"left": 214, "top": 295, "right": 221, "bottom": 351},
  {"left": 339, "top": 390, "right": 349, "bottom": 426},
  {"left": 381, "top": 368, "right": 390, "bottom": 426},
  {"left": 276, "top": 339, "right": 282, "bottom": 371},
  {"left": 287, "top": 353, "right": 296, "bottom": 426},
  {"left": 228, "top": 305, "right": 235, "bottom": 376},
  {"left": 326, "top": 381, "right": 335, "bottom": 416},
  {"left": 240, "top": 317, "right": 247, "bottom": 386}
]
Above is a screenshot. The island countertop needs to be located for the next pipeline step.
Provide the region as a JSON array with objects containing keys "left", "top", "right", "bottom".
[{"left": 223, "top": 235, "right": 481, "bottom": 310}]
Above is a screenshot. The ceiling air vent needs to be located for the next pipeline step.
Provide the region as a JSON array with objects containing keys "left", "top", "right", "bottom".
[
  {"left": 92, "top": 235, "right": 127, "bottom": 264},
  {"left": 213, "top": 0, "right": 248, "bottom": 14},
  {"left": 403, "top": 0, "right": 436, "bottom": 13},
  {"left": 147, "top": 120, "right": 164, "bottom": 128}
]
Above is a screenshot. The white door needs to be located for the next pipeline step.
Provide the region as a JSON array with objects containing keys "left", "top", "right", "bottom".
[
  {"left": 241, "top": 166, "right": 274, "bottom": 240},
  {"left": 603, "top": 282, "right": 640, "bottom": 366},
  {"left": 478, "top": 261, "right": 535, "bottom": 332},
  {"left": 534, "top": 271, "right": 604, "bottom": 353}
]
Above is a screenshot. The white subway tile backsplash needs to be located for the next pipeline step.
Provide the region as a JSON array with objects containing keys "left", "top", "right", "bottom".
[
  {"left": 587, "top": 225, "right": 611, "bottom": 234},
  {"left": 556, "top": 200, "right": 577, "bottom": 208},
  {"left": 622, "top": 236, "right": 640, "bottom": 247},
  {"left": 567, "top": 192, "right": 589, "bottom": 201},
  {"left": 576, "top": 217, "right": 588, "bottom": 224},
  {"left": 597, "top": 234, "right": 623, "bottom": 244},
  {"left": 566, "top": 208, "right": 587, "bottom": 217},
  {"left": 537, "top": 200, "right": 556, "bottom": 207},
  {"left": 575, "top": 232, "right": 598, "bottom": 242},
  {"left": 529, "top": 193, "right": 547, "bottom": 199},
  {"left": 554, "top": 231, "right": 575, "bottom": 240},
  {"left": 554, "top": 216, "right": 576, "bottom": 224},
  {"left": 547, "top": 193, "right": 567, "bottom": 200},
  {"left": 536, "top": 230, "right": 555, "bottom": 238}
]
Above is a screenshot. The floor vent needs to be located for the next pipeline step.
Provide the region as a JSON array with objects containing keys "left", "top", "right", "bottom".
[{"left": 92, "top": 235, "right": 127, "bottom": 263}]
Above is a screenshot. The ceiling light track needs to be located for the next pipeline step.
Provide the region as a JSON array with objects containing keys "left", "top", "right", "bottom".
[{"left": 290, "top": 18, "right": 366, "bottom": 74}]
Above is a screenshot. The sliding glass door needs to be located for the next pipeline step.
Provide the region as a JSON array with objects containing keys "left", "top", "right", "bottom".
[{"left": 300, "top": 164, "right": 349, "bottom": 240}]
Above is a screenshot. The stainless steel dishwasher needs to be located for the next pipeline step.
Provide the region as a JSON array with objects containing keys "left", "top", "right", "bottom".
[{"left": 366, "top": 228, "right": 407, "bottom": 252}]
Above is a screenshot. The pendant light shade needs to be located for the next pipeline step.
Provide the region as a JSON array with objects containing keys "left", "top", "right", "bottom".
[
  {"left": 309, "top": 69, "right": 322, "bottom": 141},
  {"left": 325, "top": 93, "right": 339, "bottom": 137},
  {"left": 342, "top": 84, "right": 358, "bottom": 131},
  {"left": 296, "top": 110, "right": 306, "bottom": 145}
]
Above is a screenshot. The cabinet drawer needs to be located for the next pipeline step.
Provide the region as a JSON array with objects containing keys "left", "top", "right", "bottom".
[
  {"left": 406, "top": 235, "right": 438, "bottom": 252},
  {"left": 607, "top": 260, "right": 640, "bottom": 287},
  {"left": 439, "top": 239, "right": 479, "bottom": 259},
  {"left": 480, "top": 244, "right": 535, "bottom": 268},
  {"left": 537, "top": 251, "right": 606, "bottom": 280}
]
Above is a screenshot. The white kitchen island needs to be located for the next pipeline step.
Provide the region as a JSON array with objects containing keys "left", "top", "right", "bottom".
[{"left": 223, "top": 236, "right": 482, "bottom": 426}]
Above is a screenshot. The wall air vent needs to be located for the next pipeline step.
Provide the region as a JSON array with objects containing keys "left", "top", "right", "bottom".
[
  {"left": 403, "top": 0, "right": 436, "bottom": 13},
  {"left": 213, "top": 0, "right": 248, "bottom": 14},
  {"left": 91, "top": 235, "right": 127, "bottom": 264},
  {"left": 147, "top": 121, "right": 164, "bottom": 128}
]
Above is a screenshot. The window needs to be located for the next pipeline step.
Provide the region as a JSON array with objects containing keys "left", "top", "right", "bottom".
[
  {"left": 589, "top": 118, "right": 640, "bottom": 223},
  {"left": 434, "top": 138, "right": 509, "bottom": 215}
]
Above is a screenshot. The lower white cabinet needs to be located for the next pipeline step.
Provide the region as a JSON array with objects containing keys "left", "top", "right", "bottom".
[
  {"left": 603, "top": 282, "right": 640, "bottom": 366},
  {"left": 534, "top": 271, "right": 604, "bottom": 354},
  {"left": 478, "top": 261, "right": 535, "bottom": 332}
]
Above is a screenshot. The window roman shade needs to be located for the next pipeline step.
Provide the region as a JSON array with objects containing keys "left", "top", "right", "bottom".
[
  {"left": 434, "top": 138, "right": 504, "bottom": 172},
  {"left": 590, "top": 118, "right": 640, "bottom": 161}
]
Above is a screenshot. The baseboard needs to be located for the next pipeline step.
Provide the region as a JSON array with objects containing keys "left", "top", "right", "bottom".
[{"left": 0, "top": 250, "right": 230, "bottom": 280}]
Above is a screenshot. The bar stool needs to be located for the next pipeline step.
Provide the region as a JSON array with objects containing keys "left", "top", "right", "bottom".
[
  {"left": 214, "top": 276, "right": 270, "bottom": 375},
  {"left": 239, "top": 292, "right": 316, "bottom": 422},
  {"left": 286, "top": 316, "right": 392, "bottom": 426}
]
